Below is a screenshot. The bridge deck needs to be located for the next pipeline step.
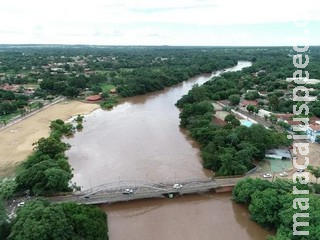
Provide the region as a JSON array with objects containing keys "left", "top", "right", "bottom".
[{"left": 49, "top": 178, "right": 242, "bottom": 205}]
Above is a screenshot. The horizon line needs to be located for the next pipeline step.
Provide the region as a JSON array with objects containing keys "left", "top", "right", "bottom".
[{"left": 0, "top": 43, "right": 319, "bottom": 48}]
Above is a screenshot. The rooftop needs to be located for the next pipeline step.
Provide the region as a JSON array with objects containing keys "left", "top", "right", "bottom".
[
  {"left": 309, "top": 124, "right": 320, "bottom": 132},
  {"left": 240, "top": 100, "right": 258, "bottom": 106}
]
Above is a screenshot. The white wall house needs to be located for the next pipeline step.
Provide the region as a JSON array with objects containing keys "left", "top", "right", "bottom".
[{"left": 257, "top": 109, "right": 272, "bottom": 118}]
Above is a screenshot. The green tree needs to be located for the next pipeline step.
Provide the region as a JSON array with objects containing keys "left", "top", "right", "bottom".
[
  {"left": 0, "top": 178, "right": 17, "bottom": 199},
  {"left": 244, "top": 91, "right": 260, "bottom": 100},
  {"left": 246, "top": 104, "right": 255, "bottom": 113},
  {"left": 224, "top": 114, "right": 236, "bottom": 123},
  {"left": 0, "top": 199, "right": 11, "bottom": 240},
  {"left": 269, "top": 114, "right": 278, "bottom": 124},
  {"left": 8, "top": 200, "right": 108, "bottom": 240},
  {"left": 231, "top": 118, "right": 241, "bottom": 128},
  {"left": 33, "top": 137, "right": 70, "bottom": 159},
  {"left": 249, "top": 188, "right": 282, "bottom": 229},
  {"left": 268, "top": 94, "right": 279, "bottom": 111},
  {"left": 15, "top": 160, "right": 72, "bottom": 195},
  {"left": 232, "top": 178, "right": 273, "bottom": 204},
  {"left": 228, "top": 94, "right": 240, "bottom": 105}
]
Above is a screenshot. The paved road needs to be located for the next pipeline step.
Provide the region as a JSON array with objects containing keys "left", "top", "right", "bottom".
[{"left": 0, "top": 96, "right": 66, "bottom": 131}]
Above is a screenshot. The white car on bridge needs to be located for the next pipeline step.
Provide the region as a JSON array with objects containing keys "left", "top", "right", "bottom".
[
  {"left": 123, "top": 188, "right": 133, "bottom": 194},
  {"left": 173, "top": 184, "right": 183, "bottom": 189}
]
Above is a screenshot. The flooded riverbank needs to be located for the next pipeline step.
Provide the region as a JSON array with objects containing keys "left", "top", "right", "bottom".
[
  {"left": 64, "top": 61, "right": 273, "bottom": 240},
  {"left": 0, "top": 100, "right": 99, "bottom": 176},
  {"left": 66, "top": 62, "right": 252, "bottom": 190}
]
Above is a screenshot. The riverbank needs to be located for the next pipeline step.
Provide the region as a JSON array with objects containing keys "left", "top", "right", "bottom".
[{"left": 0, "top": 100, "right": 99, "bottom": 177}]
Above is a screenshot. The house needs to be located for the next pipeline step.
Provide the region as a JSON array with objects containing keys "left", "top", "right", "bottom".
[
  {"left": 307, "top": 124, "right": 320, "bottom": 143},
  {"left": 85, "top": 95, "right": 101, "bottom": 101},
  {"left": 286, "top": 120, "right": 301, "bottom": 126},
  {"left": 258, "top": 91, "right": 268, "bottom": 97},
  {"left": 257, "top": 109, "right": 272, "bottom": 118},
  {"left": 275, "top": 114, "right": 294, "bottom": 121},
  {"left": 1, "top": 84, "right": 19, "bottom": 92},
  {"left": 240, "top": 100, "right": 258, "bottom": 107},
  {"left": 265, "top": 149, "right": 292, "bottom": 160}
]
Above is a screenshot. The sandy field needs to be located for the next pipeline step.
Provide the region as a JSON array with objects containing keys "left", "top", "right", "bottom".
[{"left": 0, "top": 100, "right": 99, "bottom": 176}]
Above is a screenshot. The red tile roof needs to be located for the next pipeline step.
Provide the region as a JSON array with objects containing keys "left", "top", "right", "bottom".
[
  {"left": 310, "top": 124, "right": 320, "bottom": 132},
  {"left": 275, "top": 114, "right": 294, "bottom": 121},
  {"left": 240, "top": 100, "right": 258, "bottom": 106},
  {"left": 287, "top": 120, "right": 301, "bottom": 125},
  {"left": 309, "top": 116, "right": 320, "bottom": 124},
  {"left": 85, "top": 95, "right": 101, "bottom": 101}
]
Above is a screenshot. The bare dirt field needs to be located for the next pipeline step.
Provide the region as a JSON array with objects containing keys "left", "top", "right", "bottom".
[{"left": 0, "top": 100, "right": 99, "bottom": 176}]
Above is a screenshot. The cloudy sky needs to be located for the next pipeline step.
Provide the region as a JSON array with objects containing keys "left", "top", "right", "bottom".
[{"left": 0, "top": 0, "right": 319, "bottom": 46}]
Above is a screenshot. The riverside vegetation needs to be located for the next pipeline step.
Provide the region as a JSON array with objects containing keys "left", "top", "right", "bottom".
[
  {"left": 2, "top": 46, "right": 320, "bottom": 239},
  {"left": 0, "top": 118, "right": 108, "bottom": 240},
  {"left": 233, "top": 178, "right": 320, "bottom": 240}
]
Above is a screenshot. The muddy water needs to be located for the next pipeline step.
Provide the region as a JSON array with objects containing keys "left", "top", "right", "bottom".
[
  {"left": 66, "top": 61, "right": 252, "bottom": 190},
  {"left": 102, "top": 193, "right": 271, "bottom": 240},
  {"left": 66, "top": 61, "right": 272, "bottom": 239}
]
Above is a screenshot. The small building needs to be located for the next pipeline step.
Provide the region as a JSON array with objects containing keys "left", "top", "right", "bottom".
[
  {"left": 265, "top": 149, "right": 292, "bottom": 160},
  {"left": 257, "top": 109, "right": 272, "bottom": 118},
  {"left": 85, "top": 95, "right": 101, "bottom": 101},
  {"left": 240, "top": 100, "right": 258, "bottom": 107},
  {"left": 275, "top": 113, "right": 294, "bottom": 121}
]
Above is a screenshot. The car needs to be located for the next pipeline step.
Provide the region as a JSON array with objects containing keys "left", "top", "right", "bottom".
[
  {"left": 123, "top": 188, "right": 133, "bottom": 194},
  {"left": 279, "top": 172, "right": 288, "bottom": 177},
  {"left": 17, "top": 202, "right": 25, "bottom": 207},
  {"left": 173, "top": 184, "right": 183, "bottom": 189},
  {"left": 263, "top": 173, "right": 272, "bottom": 178},
  {"left": 296, "top": 168, "right": 305, "bottom": 173}
]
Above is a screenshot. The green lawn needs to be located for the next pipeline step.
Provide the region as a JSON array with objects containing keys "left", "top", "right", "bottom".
[
  {"left": 100, "top": 83, "right": 116, "bottom": 92},
  {"left": 0, "top": 112, "right": 21, "bottom": 123}
]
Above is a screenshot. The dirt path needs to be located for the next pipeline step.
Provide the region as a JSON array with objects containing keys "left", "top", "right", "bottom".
[{"left": 0, "top": 100, "right": 99, "bottom": 176}]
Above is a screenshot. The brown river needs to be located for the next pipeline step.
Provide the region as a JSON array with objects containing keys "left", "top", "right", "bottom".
[{"left": 66, "top": 61, "right": 272, "bottom": 239}]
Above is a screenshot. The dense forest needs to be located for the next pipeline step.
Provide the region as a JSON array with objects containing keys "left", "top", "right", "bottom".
[
  {"left": 233, "top": 178, "right": 320, "bottom": 239},
  {"left": 0, "top": 198, "right": 108, "bottom": 240}
]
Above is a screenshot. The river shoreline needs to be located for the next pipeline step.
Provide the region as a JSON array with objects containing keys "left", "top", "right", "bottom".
[{"left": 0, "top": 100, "right": 99, "bottom": 177}]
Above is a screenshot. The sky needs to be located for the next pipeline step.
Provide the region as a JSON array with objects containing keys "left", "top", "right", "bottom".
[{"left": 0, "top": 0, "right": 320, "bottom": 46}]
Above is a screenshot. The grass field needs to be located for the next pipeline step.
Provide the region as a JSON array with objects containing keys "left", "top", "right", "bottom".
[{"left": 100, "top": 83, "right": 116, "bottom": 92}]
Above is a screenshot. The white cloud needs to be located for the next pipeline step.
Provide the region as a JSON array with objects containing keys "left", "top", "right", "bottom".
[{"left": 0, "top": 0, "right": 320, "bottom": 45}]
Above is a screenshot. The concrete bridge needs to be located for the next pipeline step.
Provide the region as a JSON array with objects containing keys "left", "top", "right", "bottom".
[{"left": 49, "top": 177, "right": 243, "bottom": 205}]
